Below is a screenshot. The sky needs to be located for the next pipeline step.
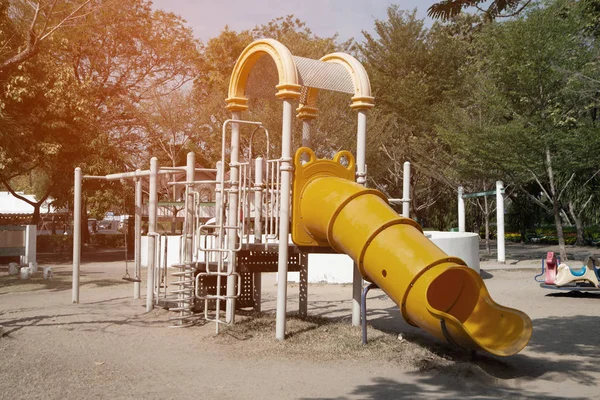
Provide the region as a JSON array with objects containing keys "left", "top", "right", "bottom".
[{"left": 151, "top": 0, "right": 439, "bottom": 43}]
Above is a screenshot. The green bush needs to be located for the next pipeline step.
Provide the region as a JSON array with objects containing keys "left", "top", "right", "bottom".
[
  {"left": 37, "top": 235, "right": 73, "bottom": 252},
  {"left": 90, "top": 234, "right": 125, "bottom": 248},
  {"left": 505, "top": 233, "right": 521, "bottom": 242}
]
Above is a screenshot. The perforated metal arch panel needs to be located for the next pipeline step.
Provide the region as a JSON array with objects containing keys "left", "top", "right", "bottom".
[{"left": 293, "top": 56, "right": 355, "bottom": 94}]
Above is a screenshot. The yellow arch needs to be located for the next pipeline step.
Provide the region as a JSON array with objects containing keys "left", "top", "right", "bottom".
[
  {"left": 226, "top": 39, "right": 302, "bottom": 112},
  {"left": 297, "top": 52, "right": 374, "bottom": 119}
]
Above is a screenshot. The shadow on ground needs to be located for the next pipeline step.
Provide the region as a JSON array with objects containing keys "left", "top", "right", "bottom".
[
  {"left": 0, "top": 270, "right": 129, "bottom": 295},
  {"left": 301, "top": 373, "right": 584, "bottom": 400},
  {"left": 37, "top": 248, "right": 130, "bottom": 264},
  {"left": 0, "top": 304, "right": 168, "bottom": 338},
  {"left": 299, "top": 294, "right": 600, "bottom": 399}
]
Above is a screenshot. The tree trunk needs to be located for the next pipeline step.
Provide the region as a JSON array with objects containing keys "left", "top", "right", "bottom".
[
  {"left": 31, "top": 203, "right": 42, "bottom": 225},
  {"left": 553, "top": 202, "right": 567, "bottom": 261},
  {"left": 568, "top": 201, "right": 585, "bottom": 246},
  {"left": 574, "top": 217, "right": 585, "bottom": 247},
  {"left": 1, "top": 181, "right": 50, "bottom": 226},
  {"left": 545, "top": 147, "right": 567, "bottom": 261}
]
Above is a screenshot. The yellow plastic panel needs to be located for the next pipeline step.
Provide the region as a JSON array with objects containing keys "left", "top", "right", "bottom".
[
  {"left": 293, "top": 147, "right": 532, "bottom": 356},
  {"left": 292, "top": 147, "right": 356, "bottom": 246}
]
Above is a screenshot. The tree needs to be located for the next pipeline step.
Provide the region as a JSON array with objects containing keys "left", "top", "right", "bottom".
[
  {"left": 0, "top": 0, "right": 97, "bottom": 72},
  {"left": 439, "top": 0, "right": 600, "bottom": 260},
  {"left": 428, "top": 0, "right": 532, "bottom": 20},
  {"left": 135, "top": 89, "right": 213, "bottom": 233},
  {"left": 1, "top": 0, "right": 201, "bottom": 229},
  {"left": 192, "top": 16, "right": 355, "bottom": 166},
  {"left": 358, "top": 7, "right": 474, "bottom": 227}
]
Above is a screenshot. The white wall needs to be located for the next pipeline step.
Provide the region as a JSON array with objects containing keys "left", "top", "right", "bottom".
[
  {"left": 426, "top": 231, "right": 480, "bottom": 273},
  {"left": 287, "top": 253, "right": 355, "bottom": 284},
  {"left": 141, "top": 235, "right": 183, "bottom": 268},
  {"left": 140, "top": 231, "right": 480, "bottom": 284}
]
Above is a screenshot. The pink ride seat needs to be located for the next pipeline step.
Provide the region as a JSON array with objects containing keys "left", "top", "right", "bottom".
[{"left": 545, "top": 252, "right": 558, "bottom": 285}]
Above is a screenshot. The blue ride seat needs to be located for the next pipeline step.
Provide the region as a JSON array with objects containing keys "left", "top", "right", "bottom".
[{"left": 569, "top": 266, "right": 587, "bottom": 277}]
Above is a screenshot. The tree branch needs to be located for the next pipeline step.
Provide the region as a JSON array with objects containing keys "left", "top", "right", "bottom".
[{"left": 557, "top": 172, "right": 575, "bottom": 202}]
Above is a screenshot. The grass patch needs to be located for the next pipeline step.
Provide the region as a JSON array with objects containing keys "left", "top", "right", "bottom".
[{"left": 213, "top": 312, "right": 468, "bottom": 372}]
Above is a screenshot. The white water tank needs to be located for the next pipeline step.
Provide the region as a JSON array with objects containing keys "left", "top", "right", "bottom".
[{"left": 426, "top": 231, "right": 480, "bottom": 273}]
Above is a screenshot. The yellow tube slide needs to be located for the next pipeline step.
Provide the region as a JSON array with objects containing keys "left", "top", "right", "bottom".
[{"left": 292, "top": 149, "right": 532, "bottom": 356}]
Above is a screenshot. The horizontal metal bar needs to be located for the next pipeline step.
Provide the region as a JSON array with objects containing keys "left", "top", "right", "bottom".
[
  {"left": 167, "top": 180, "right": 218, "bottom": 185},
  {"left": 104, "top": 169, "right": 179, "bottom": 181},
  {"left": 223, "top": 119, "right": 264, "bottom": 127},
  {"left": 388, "top": 198, "right": 409, "bottom": 204},
  {"left": 463, "top": 189, "right": 505, "bottom": 198},
  {"left": 161, "top": 167, "right": 217, "bottom": 172}
]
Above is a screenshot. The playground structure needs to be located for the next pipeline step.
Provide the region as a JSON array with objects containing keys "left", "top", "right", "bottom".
[
  {"left": 537, "top": 251, "right": 600, "bottom": 291},
  {"left": 72, "top": 39, "right": 532, "bottom": 356},
  {"left": 457, "top": 182, "right": 506, "bottom": 263}
]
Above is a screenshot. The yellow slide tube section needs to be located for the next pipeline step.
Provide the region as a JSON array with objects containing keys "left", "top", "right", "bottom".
[{"left": 294, "top": 150, "right": 532, "bottom": 356}]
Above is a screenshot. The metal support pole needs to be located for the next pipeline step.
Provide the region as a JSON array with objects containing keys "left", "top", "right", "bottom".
[
  {"left": 356, "top": 110, "right": 367, "bottom": 185},
  {"left": 299, "top": 253, "right": 308, "bottom": 318},
  {"left": 185, "top": 152, "right": 195, "bottom": 264},
  {"left": 276, "top": 99, "right": 294, "bottom": 340},
  {"left": 352, "top": 109, "right": 368, "bottom": 326},
  {"left": 72, "top": 167, "right": 82, "bottom": 304},
  {"left": 146, "top": 157, "right": 158, "bottom": 312},
  {"left": 361, "top": 283, "right": 379, "bottom": 345},
  {"left": 215, "top": 161, "right": 223, "bottom": 225},
  {"left": 134, "top": 171, "right": 142, "bottom": 299},
  {"left": 253, "top": 157, "right": 263, "bottom": 312},
  {"left": 458, "top": 186, "right": 465, "bottom": 233},
  {"left": 301, "top": 119, "right": 312, "bottom": 163},
  {"left": 496, "top": 181, "right": 505, "bottom": 263},
  {"left": 226, "top": 112, "right": 241, "bottom": 323},
  {"left": 402, "top": 161, "right": 411, "bottom": 218}
]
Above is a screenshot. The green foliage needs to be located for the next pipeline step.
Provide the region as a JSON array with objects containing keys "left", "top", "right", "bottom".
[
  {"left": 428, "top": 0, "right": 532, "bottom": 20},
  {"left": 37, "top": 234, "right": 73, "bottom": 253},
  {"left": 1, "top": 0, "right": 201, "bottom": 224},
  {"left": 191, "top": 15, "right": 355, "bottom": 165},
  {"left": 89, "top": 234, "right": 125, "bottom": 248},
  {"left": 358, "top": 7, "right": 474, "bottom": 225}
]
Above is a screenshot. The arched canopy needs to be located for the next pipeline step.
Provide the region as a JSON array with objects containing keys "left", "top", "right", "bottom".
[
  {"left": 297, "top": 52, "right": 374, "bottom": 119},
  {"left": 226, "top": 39, "right": 374, "bottom": 115},
  {"left": 226, "top": 39, "right": 302, "bottom": 112}
]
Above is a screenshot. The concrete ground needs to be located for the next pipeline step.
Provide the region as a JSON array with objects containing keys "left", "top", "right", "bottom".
[{"left": 1, "top": 242, "right": 599, "bottom": 399}]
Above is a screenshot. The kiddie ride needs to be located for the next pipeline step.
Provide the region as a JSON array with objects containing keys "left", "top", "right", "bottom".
[
  {"left": 72, "top": 39, "right": 532, "bottom": 357},
  {"left": 536, "top": 252, "right": 600, "bottom": 291}
]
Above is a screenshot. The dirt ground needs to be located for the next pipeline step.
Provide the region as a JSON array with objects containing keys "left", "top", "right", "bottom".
[{"left": 1, "top": 242, "right": 600, "bottom": 399}]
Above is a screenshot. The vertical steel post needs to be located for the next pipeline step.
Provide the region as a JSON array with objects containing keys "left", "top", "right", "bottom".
[
  {"left": 146, "top": 157, "right": 158, "bottom": 312},
  {"left": 253, "top": 157, "right": 263, "bottom": 312},
  {"left": 25, "top": 225, "right": 37, "bottom": 265},
  {"left": 215, "top": 161, "right": 223, "bottom": 226},
  {"left": 496, "top": 181, "right": 505, "bottom": 263},
  {"left": 276, "top": 99, "right": 294, "bottom": 340},
  {"left": 356, "top": 111, "right": 367, "bottom": 185},
  {"left": 299, "top": 252, "right": 308, "bottom": 318},
  {"left": 402, "top": 161, "right": 411, "bottom": 218},
  {"left": 134, "top": 171, "right": 142, "bottom": 299},
  {"left": 458, "top": 186, "right": 465, "bottom": 233},
  {"left": 185, "top": 152, "right": 195, "bottom": 264},
  {"left": 301, "top": 120, "right": 312, "bottom": 162},
  {"left": 226, "top": 112, "right": 241, "bottom": 323},
  {"left": 352, "top": 110, "right": 368, "bottom": 326},
  {"left": 72, "top": 167, "right": 82, "bottom": 304}
]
